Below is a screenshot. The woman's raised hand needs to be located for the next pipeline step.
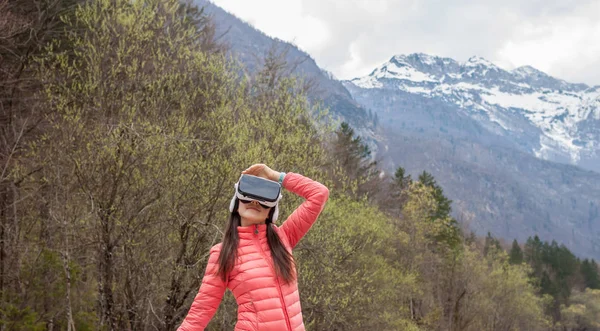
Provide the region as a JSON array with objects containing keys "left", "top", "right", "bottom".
[{"left": 242, "top": 164, "right": 279, "bottom": 182}]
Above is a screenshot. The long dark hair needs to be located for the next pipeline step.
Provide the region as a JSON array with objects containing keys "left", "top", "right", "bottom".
[{"left": 217, "top": 199, "right": 296, "bottom": 283}]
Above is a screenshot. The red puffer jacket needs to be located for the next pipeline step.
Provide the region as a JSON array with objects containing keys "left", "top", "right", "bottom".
[{"left": 178, "top": 172, "right": 329, "bottom": 331}]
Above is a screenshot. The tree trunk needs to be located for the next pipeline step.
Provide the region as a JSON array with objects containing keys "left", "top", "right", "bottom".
[
  {"left": 0, "top": 186, "right": 6, "bottom": 331},
  {"left": 99, "top": 211, "right": 117, "bottom": 330},
  {"left": 62, "top": 217, "right": 76, "bottom": 331}
]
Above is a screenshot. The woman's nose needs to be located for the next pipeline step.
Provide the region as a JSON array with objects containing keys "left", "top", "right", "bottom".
[{"left": 250, "top": 200, "right": 259, "bottom": 206}]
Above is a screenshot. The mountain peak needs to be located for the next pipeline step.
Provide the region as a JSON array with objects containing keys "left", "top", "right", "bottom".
[
  {"left": 391, "top": 53, "right": 456, "bottom": 67},
  {"left": 406, "top": 53, "right": 439, "bottom": 65},
  {"left": 511, "top": 65, "right": 588, "bottom": 91},
  {"left": 463, "top": 56, "right": 498, "bottom": 69},
  {"left": 353, "top": 53, "right": 590, "bottom": 93},
  {"left": 512, "top": 65, "right": 546, "bottom": 78}
]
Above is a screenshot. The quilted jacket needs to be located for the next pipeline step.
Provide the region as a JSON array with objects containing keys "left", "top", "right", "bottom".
[{"left": 178, "top": 172, "right": 329, "bottom": 331}]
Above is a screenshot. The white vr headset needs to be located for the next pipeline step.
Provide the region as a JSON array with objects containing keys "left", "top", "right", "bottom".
[{"left": 229, "top": 174, "right": 283, "bottom": 221}]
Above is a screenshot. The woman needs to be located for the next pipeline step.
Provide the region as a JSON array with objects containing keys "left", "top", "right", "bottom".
[{"left": 178, "top": 163, "right": 329, "bottom": 331}]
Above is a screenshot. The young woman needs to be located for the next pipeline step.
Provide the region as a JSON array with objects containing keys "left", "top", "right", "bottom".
[{"left": 178, "top": 163, "right": 329, "bottom": 331}]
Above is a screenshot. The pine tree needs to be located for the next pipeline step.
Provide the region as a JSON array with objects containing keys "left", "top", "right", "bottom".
[
  {"left": 414, "top": 171, "right": 461, "bottom": 248},
  {"left": 483, "top": 232, "right": 501, "bottom": 256},
  {"left": 581, "top": 259, "right": 600, "bottom": 289},
  {"left": 332, "top": 122, "right": 379, "bottom": 197},
  {"left": 393, "top": 166, "right": 411, "bottom": 190},
  {"left": 418, "top": 171, "right": 452, "bottom": 220},
  {"left": 418, "top": 171, "right": 436, "bottom": 188},
  {"left": 395, "top": 166, "right": 405, "bottom": 184},
  {"left": 524, "top": 235, "right": 544, "bottom": 276},
  {"left": 509, "top": 239, "right": 524, "bottom": 265},
  {"left": 524, "top": 236, "right": 580, "bottom": 322}
]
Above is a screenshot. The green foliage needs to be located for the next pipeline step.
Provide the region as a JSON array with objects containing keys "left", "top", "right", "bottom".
[
  {"left": 297, "top": 196, "right": 418, "bottom": 330},
  {"left": 560, "top": 289, "right": 600, "bottom": 330},
  {"left": 509, "top": 239, "right": 524, "bottom": 265},
  {"left": 483, "top": 232, "right": 502, "bottom": 257},
  {"left": 73, "top": 311, "right": 98, "bottom": 331},
  {"left": 329, "top": 122, "right": 380, "bottom": 198},
  {"left": 413, "top": 173, "right": 461, "bottom": 248},
  {"left": 394, "top": 166, "right": 412, "bottom": 190},
  {"left": 28, "top": 0, "right": 330, "bottom": 329},
  {"left": 402, "top": 182, "right": 457, "bottom": 250},
  {"left": 452, "top": 247, "right": 549, "bottom": 331},
  {"left": 525, "top": 235, "right": 545, "bottom": 275},
  {"left": 397, "top": 183, "right": 548, "bottom": 330},
  {"left": 523, "top": 235, "right": 587, "bottom": 324},
  {"left": 581, "top": 259, "right": 600, "bottom": 289},
  {"left": 476, "top": 251, "right": 550, "bottom": 330},
  {"left": 34, "top": 1, "right": 245, "bottom": 327},
  {"left": 417, "top": 171, "right": 452, "bottom": 221},
  {"left": 0, "top": 305, "right": 45, "bottom": 331}
]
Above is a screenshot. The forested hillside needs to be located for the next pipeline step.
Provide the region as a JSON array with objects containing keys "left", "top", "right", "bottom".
[
  {"left": 195, "top": 0, "right": 377, "bottom": 133},
  {"left": 0, "top": 0, "right": 598, "bottom": 330}
]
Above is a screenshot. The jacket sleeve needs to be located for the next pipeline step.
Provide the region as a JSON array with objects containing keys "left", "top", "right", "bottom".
[
  {"left": 177, "top": 245, "right": 226, "bottom": 331},
  {"left": 279, "top": 172, "right": 329, "bottom": 249}
]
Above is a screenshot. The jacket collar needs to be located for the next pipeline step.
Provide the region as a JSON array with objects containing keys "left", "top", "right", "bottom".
[{"left": 237, "top": 223, "right": 267, "bottom": 240}]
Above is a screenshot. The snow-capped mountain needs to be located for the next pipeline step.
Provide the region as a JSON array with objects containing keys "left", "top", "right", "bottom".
[
  {"left": 343, "top": 53, "right": 600, "bottom": 258},
  {"left": 348, "top": 53, "right": 600, "bottom": 173}
]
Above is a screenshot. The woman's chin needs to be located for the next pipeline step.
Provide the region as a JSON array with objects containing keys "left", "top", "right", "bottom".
[{"left": 240, "top": 214, "right": 266, "bottom": 225}]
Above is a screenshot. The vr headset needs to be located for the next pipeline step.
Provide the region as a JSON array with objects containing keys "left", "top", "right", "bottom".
[{"left": 229, "top": 174, "right": 283, "bottom": 221}]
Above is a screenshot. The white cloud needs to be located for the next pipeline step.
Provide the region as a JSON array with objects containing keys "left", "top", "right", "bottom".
[
  {"left": 495, "top": 1, "right": 600, "bottom": 84},
  {"left": 339, "top": 39, "right": 365, "bottom": 79},
  {"left": 210, "top": 0, "right": 331, "bottom": 54},
  {"left": 210, "top": 0, "right": 600, "bottom": 86}
]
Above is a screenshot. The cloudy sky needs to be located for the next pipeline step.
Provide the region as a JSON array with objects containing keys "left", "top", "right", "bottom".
[{"left": 210, "top": 0, "right": 600, "bottom": 86}]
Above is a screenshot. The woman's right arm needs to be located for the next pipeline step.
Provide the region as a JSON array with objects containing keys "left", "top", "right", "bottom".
[
  {"left": 279, "top": 172, "right": 329, "bottom": 249},
  {"left": 177, "top": 245, "right": 226, "bottom": 331}
]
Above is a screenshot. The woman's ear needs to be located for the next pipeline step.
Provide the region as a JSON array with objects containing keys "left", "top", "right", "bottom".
[
  {"left": 270, "top": 206, "right": 279, "bottom": 222},
  {"left": 229, "top": 196, "right": 238, "bottom": 212}
]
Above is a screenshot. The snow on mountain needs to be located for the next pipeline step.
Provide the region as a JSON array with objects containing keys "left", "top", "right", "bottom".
[
  {"left": 348, "top": 54, "right": 600, "bottom": 170},
  {"left": 512, "top": 65, "right": 540, "bottom": 78},
  {"left": 356, "top": 55, "right": 438, "bottom": 86}
]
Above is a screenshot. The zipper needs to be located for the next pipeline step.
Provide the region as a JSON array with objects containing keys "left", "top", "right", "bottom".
[
  {"left": 274, "top": 274, "right": 293, "bottom": 331},
  {"left": 254, "top": 224, "right": 293, "bottom": 331}
]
